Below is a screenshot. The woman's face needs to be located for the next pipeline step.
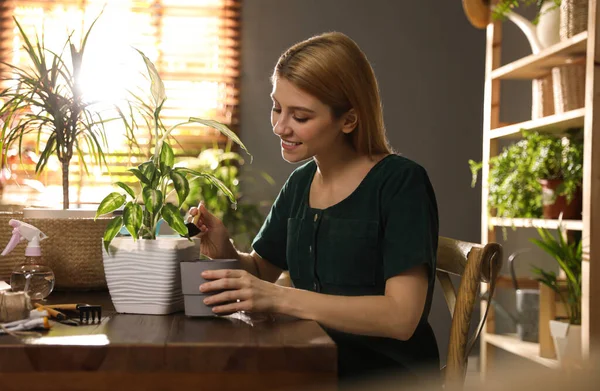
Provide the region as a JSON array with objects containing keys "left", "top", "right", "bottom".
[{"left": 271, "top": 77, "right": 348, "bottom": 163}]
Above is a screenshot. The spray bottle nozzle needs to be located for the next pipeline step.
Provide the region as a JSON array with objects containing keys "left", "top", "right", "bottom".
[{"left": 1, "top": 219, "right": 47, "bottom": 257}]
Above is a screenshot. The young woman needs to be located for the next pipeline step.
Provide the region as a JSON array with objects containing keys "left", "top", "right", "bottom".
[{"left": 189, "top": 32, "right": 440, "bottom": 383}]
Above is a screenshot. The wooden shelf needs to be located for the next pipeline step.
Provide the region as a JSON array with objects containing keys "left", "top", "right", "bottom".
[
  {"left": 490, "top": 217, "right": 583, "bottom": 231},
  {"left": 491, "top": 32, "right": 588, "bottom": 80},
  {"left": 488, "top": 108, "right": 585, "bottom": 139},
  {"left": 484, "top": 333, "right": 560, "bottom": 368},
  {"left": 495, "top": 275, "right": 540, "bottom": 290}
]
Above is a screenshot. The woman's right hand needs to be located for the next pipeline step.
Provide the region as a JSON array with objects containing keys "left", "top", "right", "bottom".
[{"left": 189, "top": 202, "right": 237, "bottom": 260}]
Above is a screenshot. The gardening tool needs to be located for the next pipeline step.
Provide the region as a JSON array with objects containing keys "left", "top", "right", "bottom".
[
  {"left": 0, "top": 308, "right": 51, "bottom": 335},
  {"left": 481, "top": 249, "right": 540, "bottom": 342},
  {"left": 184, "top": 202, "right": 202, "bottom": 237},
  {"left": 42, "top": 303, "right": 102, "bottom": 323},
  {"left": 1, "top": 219, "right": 55, "bottom": 300}
]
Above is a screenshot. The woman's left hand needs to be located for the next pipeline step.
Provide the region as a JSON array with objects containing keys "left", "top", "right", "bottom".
[{"left": 200, "top": 269, "right": 280, "bottom": 314}]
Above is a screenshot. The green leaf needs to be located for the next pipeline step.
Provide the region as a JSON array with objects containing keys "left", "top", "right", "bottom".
[
  {"left": 134, "top": 48, "right": 166, "bottom": 109},
  {"left": 175, "top": 168, "right": 236, "bottom": 204},
  {"left": 160, "top": 142, "right": 174, "bottom": 168},
  {"left": 139, "top": 161, "right": 159, "bottom": 188},
  {"left": 161, "top": 203, "right": 188, "bottom": 237},
  {"left": 96, "top": 192, "right": 126, "bottom": 219},
  {"left": 128, "top": 168, "right": 150, "bottom": 186},
  {"left": 189, "top": 118, "right": 252, "bottom": 162},
  {"left": 103, "top": 216, "right": 123, "bottom": 253},
  {"left": 116, "top": 182, "right": 136, "bottom": 199},
  {"left": 169, "top": 170, "right": 189, "bottom": 207},
  {"left": 36, "top": 133, "right": 57, "bottom": 174},
  {"left": 143, "top": 188, "right": 163, "bottom": 214},
  {"left": 123, "top": 202, "right": 143, "bottom": 240}
]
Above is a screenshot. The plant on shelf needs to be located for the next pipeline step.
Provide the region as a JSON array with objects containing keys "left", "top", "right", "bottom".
[
  {"left": 95, "top": 49, "right": 250, "bottom": 251},
  {"left": 530, "top": 225, "right": 582, "bottom": 325},
  {"left": 180, "top": 144, "right": 274, "bottom": 252},
  {"left": 0, "top": 15, "right": 113, "bottom": 209},
  {"left": 492, "top": 0, "right": 561, "bottom": 24},
  {"left": 469, "top": 128, "right": 583, "bottom": 219}
]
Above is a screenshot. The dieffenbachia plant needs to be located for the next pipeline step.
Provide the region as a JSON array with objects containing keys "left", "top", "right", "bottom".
[{"left": 95, "top": 49, "right": 250, "bottom": 251}]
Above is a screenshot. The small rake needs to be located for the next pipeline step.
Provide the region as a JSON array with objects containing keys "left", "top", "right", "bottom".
[{"left": 43, "top": 303, "right": 102, "bottom": 323}]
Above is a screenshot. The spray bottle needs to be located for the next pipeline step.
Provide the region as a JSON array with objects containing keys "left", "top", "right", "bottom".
[{"left": 1, "top": 219, "right": 55, "bottom": 300}]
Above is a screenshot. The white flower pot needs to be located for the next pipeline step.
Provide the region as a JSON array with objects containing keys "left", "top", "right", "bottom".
[
  {"left": 103, "top": 237, "right": 200, "bottom": 315},
  {"left": 549, "top": 320, "right": 582, "bottom": 366}
]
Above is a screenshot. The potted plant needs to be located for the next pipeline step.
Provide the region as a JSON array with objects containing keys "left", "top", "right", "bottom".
[
  {"left": 180, "top": 144, "right": 273, "bottom": 252},
  {"left": 0, "top": 16, "right": 110, "bottom": 209},
  {"left": 95, "top": 49, "right": 250, "bottom": 315},
  {"left": 529, "top": 224, "right": 582, "bottom": 364},
  {"left": 0, "top": 15, "right": 118, "bottom": 289},
  {"left": 492, "top": 1, "right": 561, "bottom": 24},
  {"left": 469, "top": 129, "right": 583, "bottom": 220},
  {"left": 529, "top": 128, "right": 583, "bottom": 219}
]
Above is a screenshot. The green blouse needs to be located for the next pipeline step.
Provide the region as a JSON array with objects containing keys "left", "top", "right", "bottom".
[{"left": 252, "top": 154, "right": 440, "bottom": 381}]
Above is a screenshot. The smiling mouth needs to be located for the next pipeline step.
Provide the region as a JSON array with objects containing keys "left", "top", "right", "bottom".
[{"left": 282, "top": 140, "right": 302, "bottom": 146}]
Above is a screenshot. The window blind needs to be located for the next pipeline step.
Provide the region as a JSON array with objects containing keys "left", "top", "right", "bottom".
[{"left": 0, "top": 0, "right": 241, "bottom": 206}]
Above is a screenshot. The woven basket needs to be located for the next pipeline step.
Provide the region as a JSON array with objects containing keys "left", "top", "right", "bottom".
[
  {"left": 532, "top": 73, "right": 555, "bottom": 119},
  {"left": 0, "top": 211, "right": 25, "bottom": 283},
  {"left": 552, "top": 0, "right": 588, "bottom": 113},
  {"left": 21, "top": 217, "right": 112, "bottom": 290},
  {"left": 552, "top": 62, "right": 586, "bottom": 113},
  {"left": 560, "top": 0, "right": 589, "bottom": 40}
]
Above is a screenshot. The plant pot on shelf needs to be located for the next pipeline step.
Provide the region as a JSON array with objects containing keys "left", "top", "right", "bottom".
[
  {"left": 549, "top": 319, "right": 582, "bottom": 367},
  {"left": 539, "top": 179, "right": 582, "bottom": 219},
  {"left": 103, "top": 236, "right": 200, "bottom": 315}
]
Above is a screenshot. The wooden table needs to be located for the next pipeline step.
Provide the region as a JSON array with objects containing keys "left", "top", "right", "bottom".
[{"left": 0, "top": 291, "right": 337, "bottom": 391}]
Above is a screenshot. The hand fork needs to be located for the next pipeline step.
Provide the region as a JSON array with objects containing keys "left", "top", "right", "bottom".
[{"left": 44, "top": 303, "right": 102, "bottom": 323}]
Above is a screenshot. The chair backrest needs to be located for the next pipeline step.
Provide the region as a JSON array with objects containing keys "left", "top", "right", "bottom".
[{"left": 436, "top": 236, "right": 503, "bottom": 389}]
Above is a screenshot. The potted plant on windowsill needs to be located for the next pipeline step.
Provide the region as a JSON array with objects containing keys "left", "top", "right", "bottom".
[
  {"left": 469, "top": 128, "right": 583, "bottom": 221},
  {"left": 529, "top": 223, "right": 582, "bottom": 366},
  {"left": 0, "top": 15, "right": 118, "bottom": 289},
  {"left": 95, "top": 49, "right": 250, "bottom": 315}
]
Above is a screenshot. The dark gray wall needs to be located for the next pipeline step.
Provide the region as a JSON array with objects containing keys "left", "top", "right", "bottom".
[{"left": 239, "top": 0, "right": 487, "bottom": 364}]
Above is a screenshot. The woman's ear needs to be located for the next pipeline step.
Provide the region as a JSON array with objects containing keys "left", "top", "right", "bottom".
[{"left": 341, "top": 109, "right": 358, "bottom": 134}]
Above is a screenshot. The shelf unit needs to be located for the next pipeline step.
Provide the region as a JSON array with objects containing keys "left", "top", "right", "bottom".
[
  {"left": 489, "top": 217, "right": 584, "bottom": 231},
  {"left": 483, "top": 334, "right": 560, "bottom": 369},
  {"left": 479, "top": 1, "right": 600, "bottom": 377}
]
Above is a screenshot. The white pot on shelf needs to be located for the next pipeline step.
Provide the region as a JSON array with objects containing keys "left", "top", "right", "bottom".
[
  {"left": 102, "top": 236, "right": 200, "bottom": 315},
  {"left": 549, "top": 319, "right": 582, "bottom": 367}
]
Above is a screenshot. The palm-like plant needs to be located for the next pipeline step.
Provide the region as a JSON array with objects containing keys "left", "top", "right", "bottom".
[
  {"left": 530, "top": 225, "right": 582, "bottom": 325},
  {"left": 0, "top": 16, "right": 115, "bottom": 209}
]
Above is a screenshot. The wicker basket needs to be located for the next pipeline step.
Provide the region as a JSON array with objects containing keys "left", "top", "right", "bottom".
[
  {"left": 532, "top": 74, "right": 555, "bottom": 119},
  {"left": 560, "top": 0, "right": 589, "bottom": 40},
  {"left": 0, "top": 210, "right": 111, "bottom": 290},
  {"left": 552, "top": 61, "right": 586, "bottom": 113},
  {"left": 22, "top": 217, "right": 112, "bottom": 290},
  {"left": 0, "top": 211, "right": 25, "bottom": 283},
  {"left": 552, "top": 0, "right": 588, "bottom": 113}
]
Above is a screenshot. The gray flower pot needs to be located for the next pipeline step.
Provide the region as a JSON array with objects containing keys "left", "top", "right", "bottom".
[{"left": 180, "top": 259, "right": 242, "bottom": 317}]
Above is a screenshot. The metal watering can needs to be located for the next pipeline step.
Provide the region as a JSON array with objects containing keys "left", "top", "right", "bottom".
[{"left": 482, "top": 249, "right": 540, "bottom": 343}]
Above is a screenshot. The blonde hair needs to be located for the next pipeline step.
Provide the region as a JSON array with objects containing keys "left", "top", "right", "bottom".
[{"left": 272, "top": 32, "right": 391, "bottom": 157}]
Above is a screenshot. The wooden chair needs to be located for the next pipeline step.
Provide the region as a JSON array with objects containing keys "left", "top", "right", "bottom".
[
  {"left": 274, "top": 236, "right": 503, "bottom": 389},
  {"left": 436, "top": 236, "right": 503, "bottom": 390}
]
